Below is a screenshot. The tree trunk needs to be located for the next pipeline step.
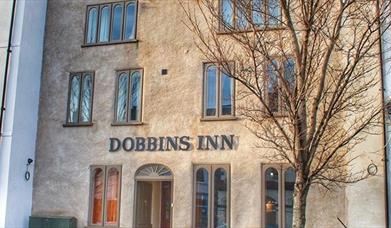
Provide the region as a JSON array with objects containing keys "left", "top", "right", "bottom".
[{"left": 292, "top": 180, "right": 310, "bottom": 228}]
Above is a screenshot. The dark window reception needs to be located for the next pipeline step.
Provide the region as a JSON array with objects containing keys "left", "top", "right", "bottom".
[
  {"left": 86, "top": 7, "right": 98, "bottom": 43},
  {"left": 114, "top": 69, "right": 143, "bottom": 123},
  {"left": 124, "top": 2, "right": 137, "bottom": 40},
  {"left": 85, "top": 1, "right": 137, "bottom": 45},
  {"left": 265, "top": 58, "right": 295, "bottom": 114},
  {"left": 194, "top": 165, "right": 230, "bottom": 228},
  {"left": 66, "top": 72, "right": 94, "bottom": 125},
  {"left": 262, "top": 164, "right": 295, "bottom": 228},
  {"left": 195, "top": 168, "right": 209, "bottom": 228},
  {"left": 89, "top": 165, "right": 122, "bottom": 227},
  {"left": 265, "top": 167, "right": 279, "bottom": 227},
  {"left": 203, "top": 63, "right": 234, "bottom": 119},
  {"left": 92, "top": 168, "right": 104, "bottom": 224},
  {"left": 219, "top": 0, "right": 282, "bottom": 31},
  {"left": 111, "top": 4, "right": 124, "bottom": 41}
]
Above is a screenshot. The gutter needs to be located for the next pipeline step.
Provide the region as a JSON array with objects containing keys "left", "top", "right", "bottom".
[
  {"left": 0, "top": 0, "right": 17, "bottom": 136},
  {"left": 377, "top": 0, "right": 390, "bottom": 227}
]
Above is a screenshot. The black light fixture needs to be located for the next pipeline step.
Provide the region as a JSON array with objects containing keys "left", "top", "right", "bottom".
[{"left": 25, "top": 158, "right": 33, "bottom": 181}]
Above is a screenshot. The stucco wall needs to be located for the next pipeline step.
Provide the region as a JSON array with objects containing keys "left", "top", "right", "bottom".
[{"left": 33, "top": 0, "right": 385, "bottom": 228}]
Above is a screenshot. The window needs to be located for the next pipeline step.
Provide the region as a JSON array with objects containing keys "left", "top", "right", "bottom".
[
  {"left": 66, "top": 72, "right": 94, "bottom": 125},
  {"left": 114, "top": 69, "right": 143, "bottom": 123},
  {"left": 193, "top": 164, "right": 230, "bottom": 228},
  {"left": 262, "top": 164, "right": 295, "bottom": 228},
  {"left": 219, "top": 0, "right": 282, "bottom": 31},
  {"left": 203, "top": 63, "right": 235, "bottom": 119},
  {"left": 85, "top": 1, "right": 137, "bottom": 45},
  {"left": 89, "top": 165, "right": 122, "bottom": 227},
  {"left": 265, "top": 58, "right": 295, "bottom": 114}
]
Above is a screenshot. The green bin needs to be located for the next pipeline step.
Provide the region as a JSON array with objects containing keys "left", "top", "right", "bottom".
[{"left": 29, "top": 215, "right": 77, "bottom": 228}]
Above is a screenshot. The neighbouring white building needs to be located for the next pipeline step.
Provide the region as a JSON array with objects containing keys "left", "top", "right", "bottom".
[{"left": 0, "top": 0, "right": 47, "bottom": 227}]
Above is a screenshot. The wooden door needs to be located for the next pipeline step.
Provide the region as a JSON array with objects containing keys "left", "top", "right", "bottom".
[
  {"left": 136, "top": 182, "right": 153, "bottom": 228},
  {"left": 160, "top": 181, "right": 172, "bottom": 228}
]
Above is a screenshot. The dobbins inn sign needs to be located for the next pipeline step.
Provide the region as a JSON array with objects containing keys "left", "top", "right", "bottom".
[{"left": 109, "top": 135, "right": 236, "bottom": 152}]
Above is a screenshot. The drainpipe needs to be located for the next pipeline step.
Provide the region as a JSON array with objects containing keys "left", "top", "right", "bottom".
[
  {"left": 378, "top": 0, "right": 390, "bottom": 227},
  {"left": 0, "top": 0, "right": 17, "bottom": 136}
]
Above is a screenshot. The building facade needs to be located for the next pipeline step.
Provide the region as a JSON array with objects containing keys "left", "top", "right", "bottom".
[
  {"left": 32, "top": 0, "right": 387, "bottom": 228},
  {"left": 0, "top": 0, "right": 47, "bottom": 227}
]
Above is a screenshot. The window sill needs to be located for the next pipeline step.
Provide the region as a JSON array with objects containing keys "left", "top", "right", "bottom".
[
  {"left": 63, "top": 122, "right": 94, "bottom": 127},
  {"left": 111, "top": 121, "right": 144, "bottom": 126},
  {"left": 264, "top": 111, "right": 289, "bottom": 118},
  {"left": 271, "top": 114, "right": 288, "bottom": 118},
  {"left": 200, "top": 116, "right": 238, "bottom": 122},
  {"left": 85, "top": 226, "right": 119, "bottom": 228},
  {"left": 81, "top": 39, "right": 138, "bottom": 48},
  {"left": 217, "top": 26, "right": 285, "bottom": 35}
]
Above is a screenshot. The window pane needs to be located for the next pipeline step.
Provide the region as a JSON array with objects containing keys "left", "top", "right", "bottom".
[
  {"left": 252, "top": 0, "right": 264, "bottom": 26},
  {"left": 116, "top": 73, "right": 129, "bottom": 122},
  {"left": 237, "top": 3, "right": 247, "bottom": 29},
  {"left": 68, "top": 75, "right": 81, "bottom": 123},
  {"left": 106, "top": 168, "right": 119, "bottom": 224},
  {"left": 92, "top": 168, "right": 104, "bottom": 224},
  {"left": 284, "top": 58, "right": 295, "bottom": 91},
  {"left": 125, "top": 3, "right": 136, "bottom": 40},
  {"left": 99, "top": 6, "right": 110, "bottom": 42},
  {"left": 285, "top": 168, "right": 295, "bottom": 228},
  {"left": 87, "top": 8, "right": 98, "bottom": 43},
  {"left": 221, "top": 72, "right": 233, "bottom": 116},
  {"left": 206, "top": 66, "right": 217, "bottom": 116},
  {"left": 214, "top": 168, "right": 228, "bottom": 228},
  {"left": 80, "top": 74, "right": 93, "bottom": 122},
  {"left": 130, "top": 71, "right": 141, "bottom": 121},
  {"left": 195, "top": 168, "right": 209, "bottom": 228},
  {"left": 268, "top": 0, "right": 281, "bottom": 26},
  {"left": 265, "top": 167, "right": 279, "bottom": 228},
  {"left": 267, "top": 60, "right": 279, "bottom": 113},
  {"left": 221, "top": 0, "right": 234, "bottom": 28},
  {"left": 111, "top": 4, "right": 123, "bottom": 41}
]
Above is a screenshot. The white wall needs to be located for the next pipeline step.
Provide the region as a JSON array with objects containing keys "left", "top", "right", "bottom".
[{"left": 0, "top": 0, "right": 47, "bottom": 227}]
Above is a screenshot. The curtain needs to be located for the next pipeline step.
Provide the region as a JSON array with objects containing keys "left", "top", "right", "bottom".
[
  {"left": 68, "top": 75, "right": 81, "bottom": 123},
  {"left": 116, "top": 73, "right": 128, "bottom": 121},
  {"left": 80, "top": 74, "right": 92, "bottom": 122}
]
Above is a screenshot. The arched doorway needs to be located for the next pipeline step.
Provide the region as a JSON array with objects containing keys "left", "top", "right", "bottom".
[{"left": 134, "top": 164, "right": 173, "bottom": 228}]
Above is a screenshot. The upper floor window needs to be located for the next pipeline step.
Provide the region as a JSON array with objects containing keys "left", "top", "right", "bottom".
[
  {"left": 219, "top": 0, "right": 282, "bottom": 31},
  {"left": 265, "top": 58, "right": 295, "bottom": 114},
  {"left": 85, "top": 1, "right": 137, "bottom": 45},
  {"left": 66, "top": 72, "right": 94, "bottom": 125},
  {"left": 114, "top": 69, "right": 143, "bottom": 124},
  {"left": 193, "top": 164, "right": 230, "bottom": 228},
  {"left": 203, "top": 63, "right": 235, "bottom": 119},
  {"left": 89, "top": 165, "right": 122, "bottom": 227},
  {"left": 262, "top": 164, "right": 295, "bottom": 228}
]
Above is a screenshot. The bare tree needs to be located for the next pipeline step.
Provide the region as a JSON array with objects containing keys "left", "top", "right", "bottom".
[{"left": 180, "top": 0, "right": 391, "bottom": 227}]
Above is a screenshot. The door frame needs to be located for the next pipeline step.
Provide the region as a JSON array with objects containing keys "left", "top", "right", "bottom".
[{"left": 133, "top": 164, "right": 174, "bottom": 228}]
